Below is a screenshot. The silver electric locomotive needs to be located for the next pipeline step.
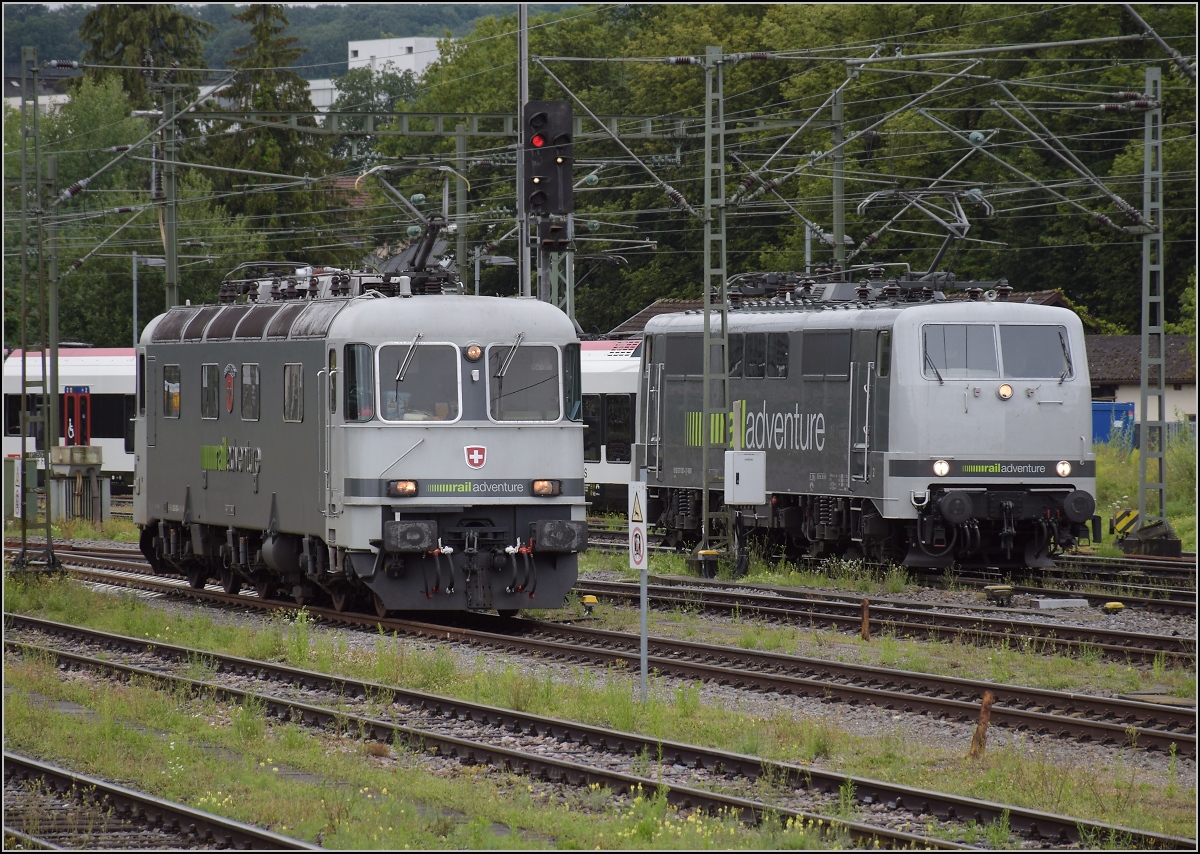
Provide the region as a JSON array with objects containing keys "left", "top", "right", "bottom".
[
  {"left": 134, "top": 266, "right": 587, "bottom": 614},
  {"left": 634, "top": 273, "right": 1100, "bottom": 569}
]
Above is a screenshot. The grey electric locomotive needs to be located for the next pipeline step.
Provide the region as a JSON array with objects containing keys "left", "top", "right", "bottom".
[
  {"left": 633, "top": 273, "right": 1100, "bottom": 569},
  {"left": 134, "top": 266, "right": 588, "bottom": 615}
]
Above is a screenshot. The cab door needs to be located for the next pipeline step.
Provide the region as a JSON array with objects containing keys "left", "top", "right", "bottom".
[{"left": 850, "top": 330, "right": 875, "bottom": 483}]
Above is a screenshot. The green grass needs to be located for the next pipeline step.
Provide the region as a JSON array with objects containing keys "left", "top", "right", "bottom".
[
  {"left": 4, "top": 574, "right": 1195, "bottom": 840},
  {"left": 4, "top": 514, "right": 140, "bottom": 543},
  {"left": 2, "top": 652, "right": 835, "bottom": 850},
  {"left": 1094, "top": 426, "right": 1197, "bottom": 552}
]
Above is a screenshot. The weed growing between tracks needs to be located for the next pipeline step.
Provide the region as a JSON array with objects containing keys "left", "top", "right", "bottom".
[
  {"left": 3, "top": 655, "right": 834, "bottom": 850},
  {"left": 4, "top": 515, "right": 140, "bottom": 543},
  {"left": 4, "top": 573, "right": 1196, "bottom": 839}
]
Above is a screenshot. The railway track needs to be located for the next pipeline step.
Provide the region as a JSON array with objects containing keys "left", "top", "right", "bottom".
[
  {"left": 571, "top": 577, "right": 1195, "bottom": 665},
  {"left": 6, "top": 551, "right": 1195, "bottom": 758},
  {"left": 3, "top": 751, "right": 318, "bottom": 850},
  {"left": 6, "top": 615, "right": 1195, "bottom": 850}
]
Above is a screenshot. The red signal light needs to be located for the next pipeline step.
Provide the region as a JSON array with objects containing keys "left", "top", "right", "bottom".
[{"left": 530, "top": 133, "right": 546, "bottom": 148}]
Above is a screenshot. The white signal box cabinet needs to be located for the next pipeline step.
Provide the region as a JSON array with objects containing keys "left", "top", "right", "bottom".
[{"left": 724, "top": 451, "right": 766, "bottom": 506}]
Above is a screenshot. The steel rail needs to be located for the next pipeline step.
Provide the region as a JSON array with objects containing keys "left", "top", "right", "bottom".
[
  {"left": 572, "top": 579, "right": 1196, "bottom": 663},
  {"left": 12, "top": 556, "right": 1195, "bottom": 754},
  {"left": 3, "top": 751, "right": 320, "bottom": 850},
  {"left": 7, "top": 628, "right": 1194, "bottom": 850},
  {"left": 5, "top": 640, "right": 972, "bottom": 851}
]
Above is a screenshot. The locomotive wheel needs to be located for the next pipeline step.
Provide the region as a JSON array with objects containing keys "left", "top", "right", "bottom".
[
  {"left": 293, "top": 589, "right": 312, "bottom": 607},
  {"left": 254, "top": 578, "right": 274, "bottom": 601},
  {"left": 331, "top": 588, "right": 353, "bottom": 612},
  {"left": 373, "top": 594, "right": 390, "bottom": 619},
  {"left": 496, "top": 609, "right": 519, "bottom": 618},
  {"left": 220, "top": 569, "right": 241, "bottom": 596},
  {"left": 186, "top": 568, "right": 208, "bottom": 590}
]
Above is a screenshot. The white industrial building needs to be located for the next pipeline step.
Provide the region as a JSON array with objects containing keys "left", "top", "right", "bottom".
[{"left": 347, "top": 37, "right": 441, "bottom": 77}]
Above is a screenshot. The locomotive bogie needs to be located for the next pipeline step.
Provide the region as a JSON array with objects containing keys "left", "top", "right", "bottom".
[
  {"left": 135, "top": 291, "right": 587, "bottom": 612},
  {"left": 634, "top": 293, "right": 1099, "bottom": 569}
]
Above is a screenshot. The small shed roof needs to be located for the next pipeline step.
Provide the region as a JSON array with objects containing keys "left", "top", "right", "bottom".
[{"left": 1085, "top": 335, "right": 1196, "bottom": 385}]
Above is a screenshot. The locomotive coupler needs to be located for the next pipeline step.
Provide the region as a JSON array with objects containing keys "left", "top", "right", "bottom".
[{"left": 999, "top": 501, "right": 1016, "bottom": 559}]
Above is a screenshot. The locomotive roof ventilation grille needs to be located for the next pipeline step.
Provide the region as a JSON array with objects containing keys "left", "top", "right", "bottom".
[{"left": 150, "top": 306, "right": 199, "bottom": 342}]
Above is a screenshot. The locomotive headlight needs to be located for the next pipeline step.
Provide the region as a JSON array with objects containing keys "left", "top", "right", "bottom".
[
  {"left": 532, "top": 479, "right": 562, "bottom": 496},
  {"left": 387, "top": 480, "right": 418, "bottom": 497},
  {"left": 465, "top": 344, "right": 483, "bottom": 362},
  {"left": 1056, "top": 461, "right": 1072, "bottom": 477},
  {"left": 997, "top": 383, "right": 1014, "bottom": 400},
  {"left": 933, "top": 460, "right": 951, "bottom": 477}
]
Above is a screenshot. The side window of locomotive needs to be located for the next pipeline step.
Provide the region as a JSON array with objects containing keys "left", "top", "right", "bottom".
[
  {"left": 488, "top": 343, "right": 561, "bottom": 422},
  {"left": 767, "top": 332, "right": 789, "bottom": 378},
  {"left": 876, "top": 331, "right": 892, "bottom": 378},
  {"left": 379, "top": 343, "right": 460, "bottom": 422},
  {"left": 163, "top": 365, "right": 181, "bottom": 418},
  {"left": 200, "top": 364, "right": 219, "bottom": 419},
  {"left": 344, "top": 343, "right": 374, "bottom": 422},
  {"left": 801, "top": 331, "right": 851, "bottom": 379},
  {"left": 137, "top": 354, "right": 146, "bottom": 415},
  {"left": 923, "top": 324, "right": 997, "bottom": 379},
  {"left": 283, "top": 364, "right": 303, "bottom": 423},
  {"left": 241, "top": 363, "right": 260, "bottom": 421},
  {"left": 328, "top": 349, "right": 337, "bottom": 413},
  {"left": 605, "top": 393, "right": 633, "bottom": 463},
  {"left": 743, "top": 333, "right": 766, "bottom": 378},
  {"left": 999, "top": 325, "right": 1072, "bottom": 379},
  {"left": 582, "top": 394, "right": 601, "bottom": 463},
  {"left": 728, "top": 334, "right": 743, "bottom": 377},
  {"left": 665, "top": 335, "right": 703, "bottom": 376},
  {"left": 564, "top": 342, "right": 582, "bottom": 422}
]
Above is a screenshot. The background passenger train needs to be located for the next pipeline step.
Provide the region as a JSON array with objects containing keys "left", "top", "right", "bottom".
[
  {"left": 580, "top": 338, "right": 641, "bottom": 511},
  {"left": 2, "top": 348, "right": 137, "bottom": 493}
]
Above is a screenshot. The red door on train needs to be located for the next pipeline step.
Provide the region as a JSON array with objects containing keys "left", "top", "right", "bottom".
[{"left": 62, "top": 387, "right": 91, "bottom": 446}]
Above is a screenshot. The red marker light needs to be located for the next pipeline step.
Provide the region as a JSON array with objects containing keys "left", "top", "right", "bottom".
[{"left": 530, "top": 133, "right": 546, "bottom": 148}]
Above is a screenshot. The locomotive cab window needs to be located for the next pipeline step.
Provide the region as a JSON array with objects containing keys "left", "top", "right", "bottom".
[
  {"left": 241, "top": 364, "right": 260, "bottom": 421},
  {"left": 1000, "top": 325, "right": 1072, "bottom": 379},
  {"left": 488, "top": 342, "right": 561, "bottom": 422},
  {"left": 200, "top": 364, "right": 219, "bottom": 419},
  {"left": 163, "top": 365, "right": 181, "bottom": 418},
  {"left": 876, "top": 331, "right": 891, "bottom": 378},
  {"left": 344, "top": 343, "right": 374, "bottom": 421},
  {"left": 564, "top": 342, "right": 582, "bottom": 422},
  {"left": 379, "top": 342, "right": 460, "bottom": 422},
  {"left": 923, "top": 324, "right": 997, "bottom": 379},
  {"left": 137, "top": 354, "right": 146, "bottom": 415},
  {"left": 283, "top": 364, "right": 303, "bottom": 423},
  {"left": 728, "top": 334, "right": 743, "bottom": 377}
]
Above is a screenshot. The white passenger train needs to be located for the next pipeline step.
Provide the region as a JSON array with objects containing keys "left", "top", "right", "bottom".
[{"left": 2, "top": 348, "right": 137, "bottom": 492}]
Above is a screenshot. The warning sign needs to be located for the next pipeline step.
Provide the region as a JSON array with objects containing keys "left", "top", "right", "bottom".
[{"left": 629, "top": 481, "right": 647, "bottom": 571}]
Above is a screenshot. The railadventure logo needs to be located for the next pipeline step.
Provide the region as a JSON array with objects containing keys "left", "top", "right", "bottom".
[
  {"left": 426, "top": 480, "right": 527, "bottom": 494},
  {"left": 961, "top": 463, "right": 1047, "bottom": 474},
  {"left": 686, "top": 400, "right": 826, "bottom": 452}
]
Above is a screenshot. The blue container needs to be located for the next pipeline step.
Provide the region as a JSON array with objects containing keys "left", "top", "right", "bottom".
[{"left": 1092, "top": 402, "right": 1135, "bottom": 445}]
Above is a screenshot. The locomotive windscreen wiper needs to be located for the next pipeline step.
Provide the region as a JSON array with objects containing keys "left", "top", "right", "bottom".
[
  {"left": 923, "top": 348, "right": 944, "bottom": 385},
  {"left": 396, "top": 332, "right": 423, "bottom": 381},
  {"left": 496, "top": 332, "right": 524, "bottom": 378},
  {"left": 1057, "top": 328, "right": 1072, "bottom": 384}
]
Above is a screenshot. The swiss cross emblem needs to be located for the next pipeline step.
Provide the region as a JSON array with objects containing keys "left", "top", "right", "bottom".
[
  {"left": 465, "top": 446, "right": 487, "bottom": 469},
  {"left": 223, "top": 364, "right": 237, "bottom": 413}
]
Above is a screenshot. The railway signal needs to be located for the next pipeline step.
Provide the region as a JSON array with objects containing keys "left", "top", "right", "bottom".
[{"left": 523, "top": 100, "right": 573, "bottom": 216}]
